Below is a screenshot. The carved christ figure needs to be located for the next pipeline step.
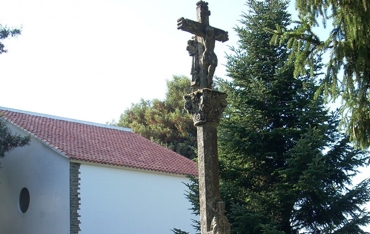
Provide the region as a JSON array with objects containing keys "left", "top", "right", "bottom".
[
  {"left": 177, "top": 1, "right": 228, "bottom": 90},
  {"left": 202, "top": 26, "right": 218, "bottom": 88}
]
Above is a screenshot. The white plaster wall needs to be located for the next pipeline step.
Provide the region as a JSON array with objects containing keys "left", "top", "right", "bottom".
[
  {"left": 79, "top": 163, "right": 197, "bottom": 234},
  {"left": 0, "top": 124, "right": 70, "bottom": 234}
]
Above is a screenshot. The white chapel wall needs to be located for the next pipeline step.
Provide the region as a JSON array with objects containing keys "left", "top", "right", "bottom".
[
  {"left": 79, "top": 163, "right": 197, "bottom": 234},
  {"left": 0, "top": 124, "right": 70, "bottom": 234}
]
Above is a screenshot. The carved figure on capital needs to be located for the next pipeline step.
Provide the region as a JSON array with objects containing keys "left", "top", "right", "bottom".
[
  {"left": 184, "top": 89, "right": 227, "bottom": 126},
  {"left": 207, "top": 201, "right": 231, "bottom": 234}
]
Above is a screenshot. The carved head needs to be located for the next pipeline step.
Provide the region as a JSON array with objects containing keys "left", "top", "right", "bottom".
[
  {"left": 216, "top": 201, "right": 226, "bottom": 214},
  {"left": 206, "top": 27, "right": 215, "bottom": 37},
  {"left": 187, "top": 39, "right": 198, "bottom": 56}
]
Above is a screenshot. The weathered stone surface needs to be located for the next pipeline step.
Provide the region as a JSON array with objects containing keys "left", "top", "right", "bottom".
[
  {"left": 70, "top": 162, "right": 81, "bottom": 234},
  {"left": 184, "top": 89, "right": 227, "bottom": 126},
  {"left": 196, "top": 123, "right": 221, "bottom": 233},
  {"left": 186, "top": 37, "right": 203, "bottom": 88},
  {"left": 177, "top": 1, "right": 228, "bottom": 90},
  {"left": 208, "top": 201, "right": 231, "bottom": 234}
]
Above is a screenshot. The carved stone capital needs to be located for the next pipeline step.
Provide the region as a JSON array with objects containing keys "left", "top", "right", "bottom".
[{"left": 184, "top": 88, "right": 227, "bottom": 126}]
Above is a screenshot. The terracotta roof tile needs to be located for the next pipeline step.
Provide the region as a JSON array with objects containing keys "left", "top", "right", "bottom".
[{"left": 0, "top": 108, "right": 198, "bottom": 176}]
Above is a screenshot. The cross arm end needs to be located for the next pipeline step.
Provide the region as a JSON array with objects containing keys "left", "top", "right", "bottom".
[
  {"left": 214, "top": 29, "right": 229, "bottom": 42},
  {"left": 177, "top": 17, "right": 187, "bottom": 30}
]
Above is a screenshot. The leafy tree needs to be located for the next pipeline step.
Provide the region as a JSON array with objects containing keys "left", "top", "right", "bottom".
[
  {"left": 182, "top": 0, "right": 370, "bottom": 233},
  {"left": 0, "top": 118, "right": 30, "bottom": 157},
  {"left": 117, "top": 75, "right": 197, "bottom": 159},
  {"left": 271, "top": 0, "right": 370, "bottom": 148},
  {"left": 0, "top": 24, "right": 21, "bottom": 54}
]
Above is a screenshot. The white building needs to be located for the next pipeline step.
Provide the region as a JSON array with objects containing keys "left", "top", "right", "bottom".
[{"left": 0, "top": 107, "right": 198, "bottom": 234}]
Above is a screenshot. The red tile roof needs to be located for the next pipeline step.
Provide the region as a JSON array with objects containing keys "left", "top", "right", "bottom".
[{"left": 0, "top": 108, "right": 198, "bottom": 176}]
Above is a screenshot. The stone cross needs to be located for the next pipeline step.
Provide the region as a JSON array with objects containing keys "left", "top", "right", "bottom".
[
  {"left": 177, "top": 1, "right": 228, "bottom": 90},
  {"left": 178, "top": 2, "right": 231, "bottom": 234}
]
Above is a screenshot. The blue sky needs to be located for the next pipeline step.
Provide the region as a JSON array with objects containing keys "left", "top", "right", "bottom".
[{"left": 0, "top": 0, "right": 248, "bottom": 123}]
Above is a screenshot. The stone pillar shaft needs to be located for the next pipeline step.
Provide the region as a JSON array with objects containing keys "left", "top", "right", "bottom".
[{"left": 197, "top": 123, "right": 221, "bottom": 233}]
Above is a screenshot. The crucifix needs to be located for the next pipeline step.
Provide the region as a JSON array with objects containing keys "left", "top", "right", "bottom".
[
  {"left": 177, "top": 1, "right": 228, "bottom": 90},
  {"left": 178, "top": 2, "right": 231, "bottom": 234}
]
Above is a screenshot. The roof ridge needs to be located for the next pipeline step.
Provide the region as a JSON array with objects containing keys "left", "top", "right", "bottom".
[{"left": 0, "top": 106, "right": 132, "bottom": 132}]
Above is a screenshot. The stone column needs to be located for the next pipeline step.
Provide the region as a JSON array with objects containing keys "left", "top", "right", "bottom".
[
  {"left": 185, "top": 88, "right": 230, "bottom": 234},
  {"left": 70, "top": 162, "right": 81, "bottom": 234}
]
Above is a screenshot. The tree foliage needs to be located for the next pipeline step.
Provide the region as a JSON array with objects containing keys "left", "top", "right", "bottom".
[
  {"left": 183, "top": 0, "right": 370, "bottom": 233},
  {"left": 271, "top": 0, "right": 370, "bottom": 148},
  {"left": 0, "top": 118, "right": 30, "bottom": 157},
  {"left": 117, "top": 76, "right": 197, "bottom": 159},
  {"left": 0, "top": 24, "right": 21, "bottom": 54}
]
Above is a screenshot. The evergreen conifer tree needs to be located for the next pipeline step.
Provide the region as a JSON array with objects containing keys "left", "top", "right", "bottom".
[{"left": 272, "top": 0, "right": 370, "bottom": 148}]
